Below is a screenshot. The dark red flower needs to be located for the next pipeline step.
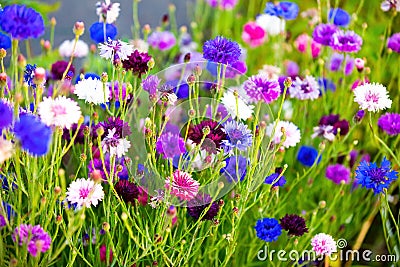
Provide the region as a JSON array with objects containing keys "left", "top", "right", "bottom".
[
  {"left": 279, "top": 214, "right": 308, "bottom": 236},
  {"left": 122, "top": 50, "right": 152, "bottom": 78},
  {"left": 187, "top": 119, "right": 226, "bottom": 154}
]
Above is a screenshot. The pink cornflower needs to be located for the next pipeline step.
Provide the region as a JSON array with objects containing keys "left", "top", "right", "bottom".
[
  {"left": 38, "top": 96, "right": 81, "bottom": 129},
  {"left": 66, "top": 178, "right": 105, "bottom": 208},
  {"left": 294, "top": 33, "right": 321, "bottom": 58},
  {"left": 242, "top": 21, "right": 266, "bottom": 48},
  {"left": 311, "top": 233, "right": 337, "bottom": 256},
  {"left": 165, "top": 170, "right": 200, "bottom": 201}
]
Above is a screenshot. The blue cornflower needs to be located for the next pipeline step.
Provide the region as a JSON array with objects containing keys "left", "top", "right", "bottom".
[
  {"left": 14, "top": 113, "right": 52, "bottom": 156},
  {"left": 254, "top": 218, "right": 282, "bottom": 242},
  {"left": 0, "top": 4, "right": 45, "bottom": 40},
  {"left": 24, "top": 64, "right": 37, "bottom": 88},
  {"left": 0, "top": 175, "right": 17, "bottom": 191},
  {"left": 328, "top": 8, "right": 351, "bottom": 27},
  {"left": 264, "top": 168, "right": 286, "bottom": 187},
  {"left": 221, "top": 120, "right": 252, "bottom": 153},
  {"left": 203, "top": 36, "right": 241, "bottom": 65},
  {"left": 355, "top": 157, "right": 398, "bottom": 194},
  {"left": 221, "top": 155, "right": 248, "bottom": 183},
  {"left": 297, "top": 146, "right": 321, "bottom": 167},
  {"left": 0, "top": 100, "right": 13, "bottom": 130},
  {"left": 318, "top": 78, "right": 336, "bottom": 93},
  {"left": 1, "top": 201, "right": 16, "bottom": 220},
  {"left": 75, "top": 72, "right": 101, "bottom": 84},
  {"left": 89, "top": 22, "right": 118, "bottom": 44},
  {"left": 0, "top": 32, "right": 11, "bottom": 49},
  {"left": 264, "top": 2, "right": 299, "bottom": 20}
]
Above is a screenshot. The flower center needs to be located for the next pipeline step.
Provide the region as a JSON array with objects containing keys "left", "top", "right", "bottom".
[
  {"left": 79, "top": 187, "right": 90, "bottom": 198},
  {"left": 230, "top": 129, "right": 243, "bottom": 141},
  {"left": 365, "top": 92, "right": 379, "bottom": 103},
  {"left": 51, "top": 105, "right": 67, "bottom": 116},
  {"left": 369, "top": 168, "right": 387, "bottom": 183},
  {"left": 300, "top": 83, "right": 312, "bottom": 93}
]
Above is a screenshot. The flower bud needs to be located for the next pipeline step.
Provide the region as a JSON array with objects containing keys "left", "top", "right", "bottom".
[
  {"left": 96, "top": 126, "right": 105, "bottom": 137},
  {"left": 184, "top": 53, "right": 191, "bottom": 63},
  {"left": 102, "top": 222, "right": 110, "bottom": 232},
  {"left": 284, "top": 77, "right": 292, "bottom": 88},
  {"left": 34, "top": 67, "right": 46, "bottom": 82},
  {"left": 143, "top": 24, "right": 151, "bottom": 35},
  {"left": 91, "top": 169, "right": 103, "bottom": 182},
  {"left": 18, "top": 54, "right": 26, "bottom": 68},
  {"left": 0, "top": 73, "right": 7, "bottom": 86},
  {"left": 73, "top": 21, "right": 85, "bottom": 36},
  {"left": 148, "top": 57, "right": 155, "bottom": 69},
  {"left": 319, "top": 200, "right": 326, "bottom": 209},
  {"left": 355, "top": 58, "right": 365, "bottom": 72},
  {"left": 54, "top": 186, "right": 62, "bottom": 195},
  {"left": 50, "top": 17, "right": 57, "bottom": 26},
  {"left": 193, "top": 65, "right": 202, "bottom": 76},
  {"left": 0, "top": 48, "right": 6, "bottom": 59}
]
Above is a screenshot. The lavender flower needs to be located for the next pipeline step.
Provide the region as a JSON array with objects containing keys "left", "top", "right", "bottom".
[
  {"left": 378, "top": 113, "right": 400, "bottom": 135},
  {"left": 0, "top": 5, "right": 45, "bottom": 40},
  {"left": 387, "top": 32, "right": 400, "bottom": 53},
  {"left": 312, "top": 24, "right": 338, "bottom": 46},
  {"left": 0, "top": 100, "right": 13, "bottom": 130},
  {"left": 12, "top": 224, "right": 51, "bottom": 257},
  {"left": 289, "top": 76, "right": 320, "bottom": 100},
  {"left": 206, "top": 0, "right": 238, "bottom": 10},
  {"left": 221, "top": 120, "right": 253, "bottom": 153},
  {"left": 142, "top": 75, "right": 161, "bottom": 95},
  {"left": 203, "top": 36, "right": 241, "bottom": 65},
  {"left": 221, "top": 155, "right": 248, "bottom": 183},
  {"left": 332, "top": 30, "right": 363, "bottom": 53}
]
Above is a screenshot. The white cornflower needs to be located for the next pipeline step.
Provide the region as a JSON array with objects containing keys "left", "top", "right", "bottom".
[
  {"left": 98, "top": 39, "right": 134, "bottom": 62},
  {"left": 0, "top": 138, "right": 13, "bottom": 164},
  {"left": 59, "top": 39, "right": 89, "bottom": 58},
  {"left": 38, "top": 96, "right": 81, "bottom": 129},
  {"left": 266, "top": 120, "right": 301, "bottom": 148},
  {"left": 354, "top": 82, "right": 392, "bottom": 112},
  {"left": 290, "top": 76, "right": 320, "bottom": 100},
  {"left": 101, "top": 128, "right": 131, "bottom": 158},
  {"left": 96, "top": 0, "right": 120, "bottom": 24},
  {"left": 221, "top": 88, "right": 254, "bottom": 121},
  {"left": 256, "top": 14, "right": 286, "bottom": 36},
  {"left": 66, "top": 178, "right": 104, "bottom": 208},
  {"left": 74, "top": 77, "right": 110, "bottom": 105}
]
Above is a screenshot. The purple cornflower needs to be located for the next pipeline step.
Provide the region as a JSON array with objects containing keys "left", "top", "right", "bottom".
[
  {"left": 108, "top": 82, "right": 130, "bottom": 101},
  {"left": 243, "top": 74, "right": 281, "bottom": 103},
  {"left": 221, "top": 155, "right": 248, "bottom": 183},
  {"left": 142, "top": 75, "right": 161, "bottom": 95},
  {"left": 221, "top": 120, "right": 252, "bottom": 153},
  {"left": 354, "top": 110, "right": 366, "bottom": 123},
  {"left": 187, "top": 193, "right": 220, "bottom": 221},
  {"left": 254, "top": 218, "right": 282, "bottom": 242},
  {"left": 51, "top": 60, "right": 75, "bottom": 80},
  {"left": 205, "top": 0, "right": 238, "bottom": 10},
  {"left": 156, "top": 132, "right": 186, "bottom": 159},
  {"left": 0, "top": 100, "right": 13, "bottom": 130},
  {"left": 378, "top": 113, "right": 400, "bottom": 136},
  {"left": 332, "top": 30, "right": 362, "bottom": 53},
  {"left": 203, "top": 36, "right": 241, "bottom": 65},
  {"left": 187, "top": 119, "right": 227, "bottom": 154},
  {"left": 12, "top": 224, "right": 51, "bottom": 257},
  {"left": 387, "top": 32, "right": 400, "bottom": 53},
  {"left": 312, "top": 24, "right": 338, "bottom": 46},
  {"left": 98, "top": 117, "right": 131, "bottom": 138},
  {"left": 289, "top": 76, "right": 320, "bottom": 100},
  {"left": 0, "top": 5, "right": 45, "bottom": 40},
  {"left": 355, "top": 157, "right": 398, "bottom": 194},
  {"left": 280, "top": 214, "right": 308, "bottom": 237},
  {"left": 329, "top": 53, "right": 344, "bottom": 72},
  {"left": 148, "top": 31, "right": 176, "bottom": 51},
  {"left": 114, "top": 180, "right": 139, "bottom": 204},
  {"left": 88, "top": 154, "right": 129, "bottom": 181},
  {"left": 122, "top": 50, "right": 152, "bottom": 78},
  {"left": 325, "top": 164, "right": 351, "bottom": 184}
]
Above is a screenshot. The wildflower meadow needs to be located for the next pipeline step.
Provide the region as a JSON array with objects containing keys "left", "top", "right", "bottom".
[{"left": 0, "top": 0, "right": 400, "bottom": 266}]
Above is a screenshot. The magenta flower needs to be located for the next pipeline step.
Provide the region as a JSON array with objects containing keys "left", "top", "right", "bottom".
[
  {"left": 242, "top": 21, "right": 266, "bottom": 48},
  {"left": 332, "top": 30, "right": 363, "bottom": 53},
  {"left": 165, "top": 170, "right": 200, "bottom": 201},
  {"left": 148, "top": 31, "right": 176, "bottom": 51},
  {"left": 294, "top": 33, "right": 321, "bottom": 58},
  {"left": 243, "top": 74, "right": 280, "bottom": 103},
  {"left": 387, "top": 32, "right": 400, "bottom": 53},
  {"left": 12, "top": 224, "right": 51, "bottom": 257}
]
